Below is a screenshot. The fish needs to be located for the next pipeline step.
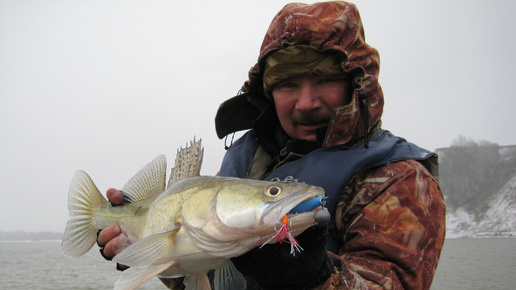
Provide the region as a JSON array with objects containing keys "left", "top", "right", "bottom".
[{"left": 62, "top": 139, "right": 328, "bottom": 290}]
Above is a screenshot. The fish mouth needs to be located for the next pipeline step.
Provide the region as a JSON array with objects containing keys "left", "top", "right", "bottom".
[
  {"left": 286, "top": 195, "right": 326, "bottom": 234},
  {"left": 257, "top": 188, "right": 325, "bottom": 246},
  {"left": 262, "top": 185, "right": 325, "bottom": 229}
]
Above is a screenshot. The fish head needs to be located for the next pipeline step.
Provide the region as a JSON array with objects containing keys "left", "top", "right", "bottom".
[
  {"left": 215, "top": 179, "right": 324, "bottom": 229},
  {"left": 181, "top": 177, "right": 325, "bottom": 256}
]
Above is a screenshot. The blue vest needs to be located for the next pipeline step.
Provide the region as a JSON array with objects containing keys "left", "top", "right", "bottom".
[{"left": 219, "top": 129, "right": 437, "bottom": 253}]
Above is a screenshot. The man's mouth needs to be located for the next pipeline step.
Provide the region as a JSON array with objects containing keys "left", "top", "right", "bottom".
[
  {"left": 293, "top": 114, "right": 330, "bottom": 129},
  {"left": 297, "top": 123, "right": 324, "bottom": 131}
]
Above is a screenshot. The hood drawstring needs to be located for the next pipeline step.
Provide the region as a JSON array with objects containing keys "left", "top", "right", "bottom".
[
  {"left": 359, "top": 89, "right": 370, "bottom": 149},
  {"left": 224, "top": 133, "right": 235, "bottom": 150}
]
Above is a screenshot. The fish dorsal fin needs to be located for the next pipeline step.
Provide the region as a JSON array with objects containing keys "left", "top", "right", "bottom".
[
  {"left": 168, "top": 138, "right": 204, "bottom": 188},
  {"left": 213, "top": 261, "right": 247, "bottom": 290},
  {"left": 121, "top": 155, "right": 167, "bottom": 205}
]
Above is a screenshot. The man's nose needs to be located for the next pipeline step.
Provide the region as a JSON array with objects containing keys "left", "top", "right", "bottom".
[{"left": 295, "top": 84, "right": 321, "bottom": 111}]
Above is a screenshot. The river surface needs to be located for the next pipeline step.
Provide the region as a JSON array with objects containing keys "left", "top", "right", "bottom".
[{"left": 1, "top": 238, "right": 515, "bottom": 289}]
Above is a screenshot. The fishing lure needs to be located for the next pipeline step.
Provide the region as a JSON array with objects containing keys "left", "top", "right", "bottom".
[
  {"left": 260, "top": 196, "right": 330, "bottom": 255},
  {"left": 261, "top": 215, "right": 303, "bottom": 255}
]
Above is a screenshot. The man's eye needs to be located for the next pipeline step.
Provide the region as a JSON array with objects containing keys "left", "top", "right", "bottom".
[{"left": 276, "top": 82, "right": 297, "bottom": 89}]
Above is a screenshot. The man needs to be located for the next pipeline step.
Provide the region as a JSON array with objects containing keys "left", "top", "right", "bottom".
[{"left": 99, "top": 2, "right": 445, "bottom": 289}]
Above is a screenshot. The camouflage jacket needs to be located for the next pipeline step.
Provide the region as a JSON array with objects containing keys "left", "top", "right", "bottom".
[{"left": 318, "top": 159, "right": 445, "bottom": 289}]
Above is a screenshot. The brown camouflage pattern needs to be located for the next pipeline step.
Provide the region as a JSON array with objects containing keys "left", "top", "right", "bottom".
[
  {"left": 246, "top": 1, "right": 383, "bottom": 148},
  {"left": 316, "top": 160, "right": 446, "bottom": 289}
]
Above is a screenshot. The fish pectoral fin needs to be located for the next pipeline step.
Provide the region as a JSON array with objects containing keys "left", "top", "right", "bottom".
[
  {"left": 121, "top": 155, "right": 167, "bottom": 206},
  {"left": 114, "top": 261, "right": 175, "bottom": 290},
  {"left": 213, "top": 261, "right": 246, "bottom": 290},
  {"left": 183, "top": 273, "right": 211, "bottom": 290},
  {"left": 114, "top": 230, "right": 178, "bottom": 267}
]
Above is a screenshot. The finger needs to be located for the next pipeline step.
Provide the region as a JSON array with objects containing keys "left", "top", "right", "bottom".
[
  {"left": 101, "top": 236, "right": 121, "bottom": 259},
  {"left": 111, "top": 235, "right": 132, "bottom": 271},
  {"left": 106, "top": 188, "right": 124, "bottom": 205},
  {"left": 99, "top": 248, "right": 113, "bottom": 261},
  {"left": 97, "top": 225, "right": 120, "bottom": 247},
  {"left": 101, "top": 233, "right": 132, "bottom": 260},
  {"left": 114, "top": 234, "right": 132, "bottom": 255}
]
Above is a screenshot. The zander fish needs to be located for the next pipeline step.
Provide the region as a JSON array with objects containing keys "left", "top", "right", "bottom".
[{"left": 62, "top": 139, "right": 327, "bottom": 290}]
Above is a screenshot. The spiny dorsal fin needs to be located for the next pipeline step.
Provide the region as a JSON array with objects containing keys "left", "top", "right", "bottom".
[{"left": 168, "top": 138, "right": 203, "bottom": 188}]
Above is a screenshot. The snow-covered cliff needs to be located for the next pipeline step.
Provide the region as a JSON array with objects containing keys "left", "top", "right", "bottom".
[{"left": 437, "top": 144, "right": 516, "bottom": 238}]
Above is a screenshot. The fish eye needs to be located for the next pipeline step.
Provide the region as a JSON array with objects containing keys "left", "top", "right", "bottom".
[{"left": 266, "top": 185, "right": 282, "bottom": 197}]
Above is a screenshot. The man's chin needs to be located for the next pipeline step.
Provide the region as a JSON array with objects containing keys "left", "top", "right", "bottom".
[
  {"left": 295, "top": 125, "right": 322, "bottom": 140},
  {"left": 295, "top": 131, "right": 318, "bottom": 142}
]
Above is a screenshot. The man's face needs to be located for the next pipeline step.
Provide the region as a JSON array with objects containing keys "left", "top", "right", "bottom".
[{"left": 271, "top": 75, "right": 352, "bottom": 141}]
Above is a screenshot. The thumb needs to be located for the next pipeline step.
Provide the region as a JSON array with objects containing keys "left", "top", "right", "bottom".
[{"left": 106, "top": 188, "right": 124, "bottom": 205}]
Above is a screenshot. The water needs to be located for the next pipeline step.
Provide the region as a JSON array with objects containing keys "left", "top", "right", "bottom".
[
  {"left": 1, "top": 238, "right": 515, "bottom": 289},
  {"left": 432, "top": 238, "right": 516, "bottom": 290},
  {"left": 0, "top": 241, "right": 164, "bottom": 289}
]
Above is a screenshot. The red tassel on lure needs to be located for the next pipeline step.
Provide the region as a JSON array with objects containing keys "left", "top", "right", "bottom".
[{"left": 260, "top": 215, "right": 303, "bottom": 255}]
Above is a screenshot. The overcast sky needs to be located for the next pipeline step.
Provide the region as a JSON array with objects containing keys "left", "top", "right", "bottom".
[{"left": 1, "top": 0, "right": 515, "bottom": 233}]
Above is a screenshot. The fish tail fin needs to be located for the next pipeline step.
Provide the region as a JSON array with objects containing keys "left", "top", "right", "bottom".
[{"left": 62, "top": 170, "right": 108, "bottom": 257}]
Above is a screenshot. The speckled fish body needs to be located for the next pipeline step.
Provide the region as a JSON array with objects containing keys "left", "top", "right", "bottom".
[{"left": 62, "top": 140, "right": 325, "bottom": 290}]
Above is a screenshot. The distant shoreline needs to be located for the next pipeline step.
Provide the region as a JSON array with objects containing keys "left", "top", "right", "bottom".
[{"left": 0, "top": 231, "right": 63, "bottom": 241}]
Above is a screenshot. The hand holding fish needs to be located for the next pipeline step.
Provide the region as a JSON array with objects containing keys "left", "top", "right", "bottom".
[
  {"left": 97, "top": 224, "right": 121, "bottom": 259},
  {"left": 97, "top": 188, "right": 130, "bottom": 268},
  {"left": 231, "top": 217, "right": 333, "bottom": 289}
]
